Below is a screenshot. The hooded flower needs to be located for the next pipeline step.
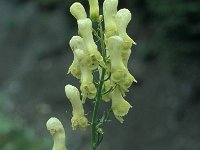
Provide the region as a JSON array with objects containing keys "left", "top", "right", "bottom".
[
  {"left": 70, "top": 2, "right": 87, "bottom": 20},
  {"left": 74, "top": 48, "right": 97, "bottom": 103},
  {"left": 115, "top": 9, "right": 136, "bottom": 66},
  {"left": 107, "top": 36, "right": 136, "bottom": 93},
  {"left": 78, "top": 18, "right": 105, "bottom": 70},
  {"left": 103, "top": 0, "right": 118, "bottom": 38},
  {"left": 65, "top": 84, "right": 89, "bottom": 130},
  {"left": 46, "top": 117, "right": 67, "bottom": 150},
  {"left": 88, "top": 0, "right": 100, "bottom": 21},
  {"left": 111, "top": 87, "right": 132, "bottom": 123},
  {"left": 68, "top": 36, "right": 87, "bottom": 79}
]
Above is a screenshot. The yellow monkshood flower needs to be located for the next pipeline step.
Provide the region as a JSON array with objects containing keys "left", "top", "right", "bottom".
[
  {"left": 65, "top": 84, "right": 89, "bottom": 130},
  {"left": 70, "top": 2, "right": 87, "bottom": 20},
  {"left": 107, "top": 36, "right": 136, "bottom": 93},
  {"left": 69, "top": 35, "right": 102, "bottom": 74},
  {"left": 116, "top": 9, "right": 136, "bottom": 48},
  {"left": 115, "top": 9, "right": 136, "bottom": 66},
  {"left": 46, "top": 117, "right": 67, "bottom": 150},
  {"left": 111, "top": 87, "right": 132, "bottom": 123},
  {"left": 103, "top": 0, "right": 118, "bottom": 38},
  {"left": 74, "top": 48, "right": 97, "bottom": 103},
  {"left": 88, "top": 0, "right": 100, "bottom": 22},
  {"left": 78, "top": 18, "right": 105, "bottom": 69},
  {"left": 107, "top": 36, "right": 124, "bottom": 82},
  {"left": 68, "top": 36, "right": 87, "bottom": 79}
]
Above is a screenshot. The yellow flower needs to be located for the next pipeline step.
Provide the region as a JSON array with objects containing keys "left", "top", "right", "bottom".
[
  {"left": 68, "top": 36, "right": 87, "bottom": 79},
  {"left": 70, "top": 2, "right": 87, "bottom": 20},
  {"left": 46, "top": 117, "right": 67, "bottom": 150},
  {"left": 111, "top": 87, "right": 132, "bottom": 123},
  {"left": 88, "top": 0, "right": 100, "bottom": 22},
  {"left": 107, "top": 36, "right": 125, "bottom": 82},
  {"left": 107, "top": 36, "right": 137, "bottom": 93},
  {"left": 115, "top": 9, "right": 136, "bottom": 66},
  {"left": 78, "top": 18, "right": 105, "bottom": 69},
  {"left": 65, "top": 84, "right": 89, "bottom": 130},
  {"left": 74, "top": 48, "right": 97, "bottom": 103},
  {"left": 103, "top": 0, "right": 118, "bottom": 38}
]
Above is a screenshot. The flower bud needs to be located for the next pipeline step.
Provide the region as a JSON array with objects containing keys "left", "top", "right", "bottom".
[
  {"left": 65, "top": 84, "right": 88, "bottom": 130},
  {"left": 46, "top": 117, "right": 67, "bottom": 150},
  {"left": 103, "top": 0, "right": 118, "bottom": 38},
  {"left": 70, "top": 2, "right": 87, "bottom": 20},
  {"left": 78, "top": 18, "right": 104, "bottom": 70},
  {"left": 88, "top": 0, "right": 100, "bottom": 22},
  {"left": 111, "top": 87, "right": 132, "bottom": 123}
]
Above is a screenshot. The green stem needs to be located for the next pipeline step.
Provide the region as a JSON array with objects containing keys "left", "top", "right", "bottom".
[
  {"left": 91, "top": 19, "right": 106, "bottom": 150},
  {"left": 91, "top": 68, "right": 106, "bottom": 150}
]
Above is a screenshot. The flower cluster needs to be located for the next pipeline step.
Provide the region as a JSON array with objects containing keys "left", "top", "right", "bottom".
[
  {"left": 66, "top": 0, "right": 137, "bottom": 130},
  {"left": 46, "top": 1, "right": 137, "bottom": 149}
]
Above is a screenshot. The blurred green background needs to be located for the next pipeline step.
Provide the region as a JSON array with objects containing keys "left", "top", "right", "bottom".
[{"left": 0, "top": 0, "right": 200, "bottom": 150}]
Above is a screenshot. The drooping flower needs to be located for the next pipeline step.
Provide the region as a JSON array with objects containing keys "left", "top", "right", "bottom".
[
  {"left": 88, "top": 0, "right": 100, "bottom": 22},
  {"left": 46, "top": 117, "right": 67, "bottom": 150},
  {"left": 70, "top": 2, "right": 87, "bottom": 20},
  {"left": 111, "top": 87, "right": 132, "bottom": 123},
  {"left": 65, "top": 84, "right": 88, "bottom": 130}
]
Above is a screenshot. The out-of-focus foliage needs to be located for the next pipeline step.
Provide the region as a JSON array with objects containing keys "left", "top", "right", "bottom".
[
  {"left": 134, "top": 0, "right": 200, "bottom": 62},
  {"left": 0, "top": 93, "right": 51, "bottom": 150}
]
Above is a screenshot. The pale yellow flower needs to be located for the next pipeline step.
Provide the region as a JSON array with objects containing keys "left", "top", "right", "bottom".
[
  {"left": 115, "top": 9, "right": 136, "bottom": 66},
  {"left": 111, "top": 87, "right": 132, "bottom": 123},
  {"left": 107, "top": 36, "right": 136, "bottom": 93},
  {"left": 68, "top": 36, "right": 86, "bottom": 79},
  {"left": 78, "top": 18, "right": 105, "bottom": 69},
  {"left": 88, "top": 0, "right": 100, "bottom": 21},
  {"left": 70, "top": 2, "right": 87, "bottom": 20},
  {"left": 116, "top": 9, "right": 136, "bottom": 48},
  {"left": 46, "top": 117, "right": 67, "bottom": 150},
  {"left": 65, "top": 84, "right": 88, "bottom": 130},
  {"left": 74, "top": 48, "right": 97, "bottom": 103},
  {"left": 103, "top": 0, "right": 118, "bottom": 38}
]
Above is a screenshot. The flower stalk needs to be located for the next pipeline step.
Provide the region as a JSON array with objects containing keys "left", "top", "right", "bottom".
[{"left": 47, "top": 0, "right": 137, "bottom": 150}]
